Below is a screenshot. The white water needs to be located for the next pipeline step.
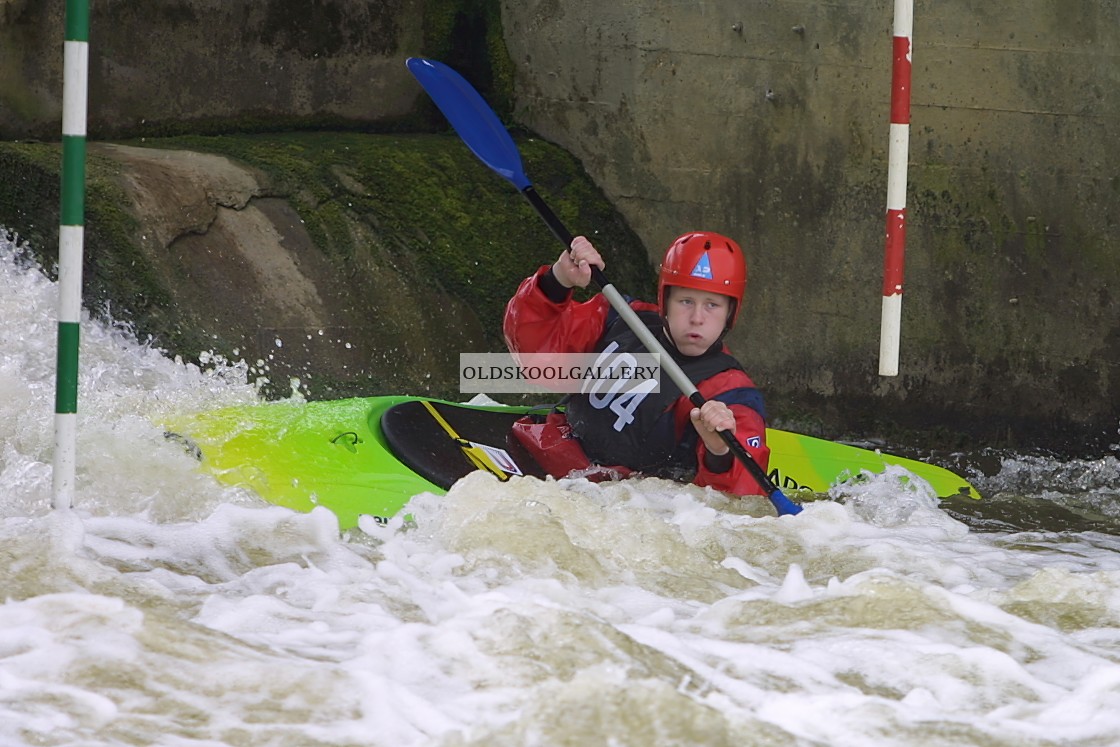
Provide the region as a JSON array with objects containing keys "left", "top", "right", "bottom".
[{"left": 3, "top": 232, "right": 1120, "bottom": 747}]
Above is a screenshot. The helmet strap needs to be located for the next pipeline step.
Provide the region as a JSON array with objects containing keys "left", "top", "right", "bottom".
[{"left": 659, "top": 315, "right": 680, "bottom": 354}]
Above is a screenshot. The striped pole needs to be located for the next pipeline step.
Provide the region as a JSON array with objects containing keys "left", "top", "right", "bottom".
[
  {"left": 878, "top": 0, "right": 913, "bottom": 377},
  {"left": 52, "top": 0, "right": 90, "bottom": 509}
]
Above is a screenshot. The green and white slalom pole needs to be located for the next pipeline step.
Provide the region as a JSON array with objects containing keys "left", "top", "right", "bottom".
[{"left": 52, "top": 0, "right": 89, "bottom": 510}]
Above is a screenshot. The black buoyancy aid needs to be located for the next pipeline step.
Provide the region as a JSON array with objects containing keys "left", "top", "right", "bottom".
[{"left": 565, "top": 309, "right": 765, "bottom": 478}]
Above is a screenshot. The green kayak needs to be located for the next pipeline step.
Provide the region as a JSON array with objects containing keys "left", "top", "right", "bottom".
[{"left": 167, "top": 396, "right": 981, "bottom": 530}]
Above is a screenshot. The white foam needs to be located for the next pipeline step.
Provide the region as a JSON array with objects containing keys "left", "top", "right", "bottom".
[{"left": 4, "top": 232, "right": 1120, "bottom": 745}]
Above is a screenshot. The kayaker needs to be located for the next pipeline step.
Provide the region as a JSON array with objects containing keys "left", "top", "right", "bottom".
[{"left": 503, "top": 231, "right": 770, "bottom": 496}]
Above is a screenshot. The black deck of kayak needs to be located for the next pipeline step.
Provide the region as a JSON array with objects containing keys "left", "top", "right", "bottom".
[{"left": 380, "top": 401, "right": 549, "bottom": 489}]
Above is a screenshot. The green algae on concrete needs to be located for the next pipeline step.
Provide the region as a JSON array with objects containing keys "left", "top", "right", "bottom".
[
  {"left": 0, "top": 132, "right": 655, "bottom": 402},
  {"left": 149, "top": 131, "right": 655, "bottom": 335}
]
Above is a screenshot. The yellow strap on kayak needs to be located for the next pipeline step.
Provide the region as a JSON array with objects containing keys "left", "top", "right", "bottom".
[{"left": 421, "top": 401, "right": 510, "bottom": 481}]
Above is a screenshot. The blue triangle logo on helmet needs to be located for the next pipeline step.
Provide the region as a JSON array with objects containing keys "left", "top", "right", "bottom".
[{"left": 689, "top": 252, "right": 713, "bottom": 280}]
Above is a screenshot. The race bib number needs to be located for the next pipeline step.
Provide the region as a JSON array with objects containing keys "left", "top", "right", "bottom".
[{"left": 581, "top": 341, "right": 659, "bottom": 431}]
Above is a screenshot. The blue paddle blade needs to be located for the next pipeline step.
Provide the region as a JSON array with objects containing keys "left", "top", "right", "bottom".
[
  {"left": 406, "top": 58, "right": 531, "bottom": 191},
  {"left": 769, "top": 488, "right": 804, "bottom": 516}
]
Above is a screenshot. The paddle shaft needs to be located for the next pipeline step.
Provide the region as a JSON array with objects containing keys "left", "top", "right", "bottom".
[{"left": 524, "top": 187, "right": 801, "bottom": 515}]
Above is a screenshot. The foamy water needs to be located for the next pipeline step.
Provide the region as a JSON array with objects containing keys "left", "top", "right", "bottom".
[{"left": 2, "top": 232, "right": 1120, "bottom": 747}]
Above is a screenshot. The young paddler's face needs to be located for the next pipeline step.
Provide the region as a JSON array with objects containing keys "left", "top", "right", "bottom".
[{"left": 663, "top": 286, "right": 732, "bottom": 356}]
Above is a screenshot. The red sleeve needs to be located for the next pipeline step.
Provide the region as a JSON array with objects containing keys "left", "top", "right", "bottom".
[
  {"left": 503, "top": 265, "right": 613, "bottom": 356},
  {"left": 673, "top": 368, "right": 770, "bottom": 497}
]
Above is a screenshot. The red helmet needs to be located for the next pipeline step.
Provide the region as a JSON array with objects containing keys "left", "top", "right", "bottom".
[{"left": 657, "top": 232, "right": 748, "bottom": 327}]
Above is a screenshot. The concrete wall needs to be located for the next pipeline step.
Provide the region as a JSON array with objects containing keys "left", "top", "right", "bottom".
[
  {"left": 502, "top": 0, "right": 1120, "bottom": 449},
  {"left": 0, "top": 0, "right": 424, "bottom": 138}
]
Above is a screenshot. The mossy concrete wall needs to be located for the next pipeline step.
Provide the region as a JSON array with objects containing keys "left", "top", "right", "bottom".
[
  {"left": 0, "top": 134, "right": 654, "bottom": 400},
  {"left": 2, "top": 0, "right": 1117, "bottom": 452},
  {"left": 502, "top": 0, "right": 1120, "bottom": 451}
]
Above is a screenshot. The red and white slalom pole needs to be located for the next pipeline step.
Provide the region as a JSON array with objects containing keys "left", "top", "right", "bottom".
[{"left": 879, "top": 0, "right": 913, "bottom": 377}]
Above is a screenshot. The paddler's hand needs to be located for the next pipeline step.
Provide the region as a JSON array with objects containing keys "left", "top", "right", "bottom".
[
  {"left": 690, "top": 400, "right": 735, "bottom": 455},
  {"left": 553, "top": 235, "right": 605, "bottom": 289}
]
